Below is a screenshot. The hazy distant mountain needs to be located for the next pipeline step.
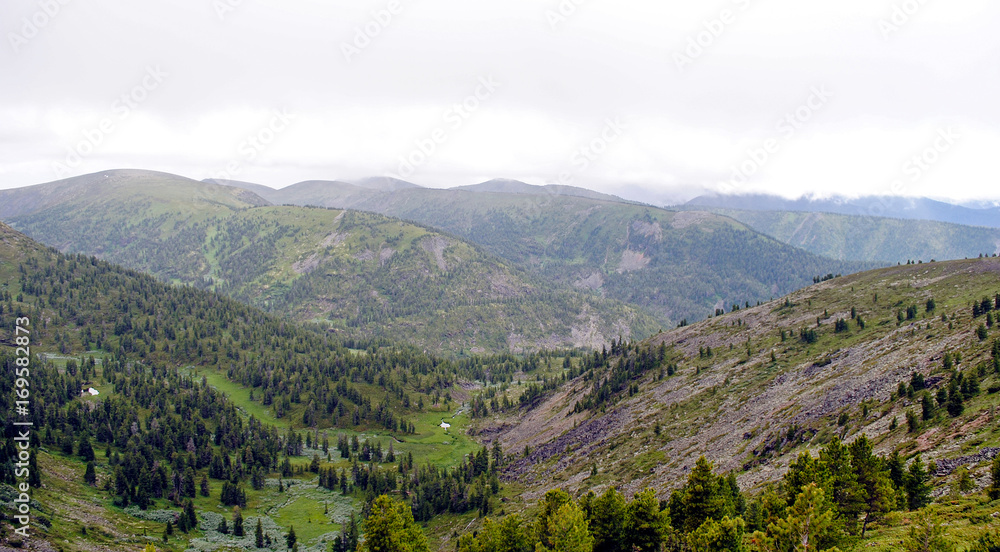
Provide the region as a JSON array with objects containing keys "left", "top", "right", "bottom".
[
  {"left": 0, "top": 169, "right": 269, "bottom": 221},
  {"left": 455, "top": 178, "right": 627, "bottom": 203},
  {"left": 263, "top": 179, "right": 372, "bottom": 207},
  {"left": 0, "top": 170, "right": 657, "bottom": 354},
  {"left": 348, "top": 176, "right": 421, "bottom": 191},
  {"left": 684, "top": 193, "right": 1000, "bottom": 229},
  {"left": 688, "top": 207, "right": 1000, "bottom": 263},
  {"left": 202, "top": 177, "right": 281, "bottom": 201},
  {"left": 227, "top": 177, "right": 872, "bottom": 328}
]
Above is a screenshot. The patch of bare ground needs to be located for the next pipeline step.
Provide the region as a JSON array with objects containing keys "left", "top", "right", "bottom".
[
  {"left": 570, "top": 310, "right": 606, "bottom": 350},
  {"left": 0, "top": 540, "right": 59, "bottom": 552},
  {"left": 322, "top": 231, "right": 347, "bottom": 248},
  {"left": 292, "top": 253, "right": 320, "bottom": 274},
  {"left": 421, "top": 236, "right": 450, "bottom": 271},
  {"left": 631, "top": 220, "right": 662, "bottom": 241},
  {"left": 379, "top": 247, "right": 394, "bottom": 266},
  {"left": 573, "top": 271, "right": 604, "bottom": 291},
  {"left": 489, "top": 273, "right": 527, "bottom": 298},
  {"left": 616, "top": 250, "right": 649, "bottom": 273}
]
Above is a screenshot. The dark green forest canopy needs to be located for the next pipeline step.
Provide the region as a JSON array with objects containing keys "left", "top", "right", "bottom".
[{"left": 0, "top": 222, "right": 539, "bottom": 433}]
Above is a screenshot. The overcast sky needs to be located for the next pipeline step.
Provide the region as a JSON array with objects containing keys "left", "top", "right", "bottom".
[{"left": 1, "top": 0, "right": 998, "bottom": 204}]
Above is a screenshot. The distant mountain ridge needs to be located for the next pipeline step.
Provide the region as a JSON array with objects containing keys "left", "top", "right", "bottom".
[
  {"left": 687, "top": 207, "right": 1000, "bottom": 263},
  {"left": 684, "top": 193, "right": 1000, "bottom": 229},
  {"left": 1, "top": 170, "right": 659, "bottom": 354},
  {"left": 213, "top": 174, "right": 872, "bottom": 328},
  {"left": 455, "top": 178, "right": 629, "bottom": 203}
]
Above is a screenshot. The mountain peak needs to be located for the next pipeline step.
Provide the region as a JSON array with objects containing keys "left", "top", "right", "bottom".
[{"left": 348, "top": 176, "right": 421, "bottom": 191}]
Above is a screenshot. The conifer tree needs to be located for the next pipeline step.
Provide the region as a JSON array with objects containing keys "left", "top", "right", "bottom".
[
  {"left": 233, "top": 506, "right": 245, "bottom": 537},
  {"left": 78, "top": 436, "right": 95, "bottom": 462},
  {"left": 670, "top": 456, "right": 729, "bottom": 533},
  {"left": 360, "top": 495, "right": 428, "bottom": 552},
  {"left": 849, "top": 436, "right": 895, "bottom": 536},
  {"left": 544, "top": 502, "right": 593, "bottom": 552},
  {"left": 84, "top": 461, "right": 97, "bottom": 485},
  {"left": 590, "top": 487, "right": 627, "bottom": 552},
  {"left": 627, "top": 488, "right": 670, "bottom": 552},
  {"left": 904, "top": 456, "right": 932, "bottom": 510}
]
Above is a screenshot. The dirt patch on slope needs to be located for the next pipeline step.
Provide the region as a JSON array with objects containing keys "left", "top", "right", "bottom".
[
  {"left": 574, "top": 272, "right": 604, "bottom": 290},
  {"left": 617, "top": 250, "right": 649, "bottom": 273},
  {"left": 421, "top": 236, "right": 451, "bottom": 271}
]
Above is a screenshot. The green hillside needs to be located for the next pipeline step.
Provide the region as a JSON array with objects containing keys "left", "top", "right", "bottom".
[
  {"left": 468, "top": 256, "right": 1000, "bottom": 550},
  {"left": 257, "top": 181, "right": 873, "bottom": 328},
  {"left": 0, "top": 221, "right": 550, "bottom": 551},
  {"left": 690, "top": 207, "right": 1000, "bottom": 263},
  {"left": 5, "top": 218, "right": 1000, "bottom": 550},
  {"left": 0, "top": 171, "right": 658, "bottom": 355}
]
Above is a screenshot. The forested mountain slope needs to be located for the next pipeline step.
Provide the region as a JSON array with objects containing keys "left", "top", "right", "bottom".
[
  {"left": 0, "top": 220, "right": 549, "bottom": 551},
  {"left": 242, "top": 179, "right": 872, "bottom": 328},
  {"left": 476, "top": 257, "right": 1000, "bottom": 509},
  {"left": 0, "top": 171, "right": 657, "bottom": 354}
]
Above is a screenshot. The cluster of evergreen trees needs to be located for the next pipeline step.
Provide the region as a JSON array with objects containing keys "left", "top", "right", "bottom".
[
  {"left": 4, "top": 248, "right": 556, "bottom": 439},
  {"left": 450, "top": 433, "right": 962, "bottom": 552},
  {"left": 574, "top": 340, "right": 668, "bottom": 413}
]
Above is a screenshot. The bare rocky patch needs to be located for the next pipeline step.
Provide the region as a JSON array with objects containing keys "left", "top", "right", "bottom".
[
  {"left": 631, "top": 220, "right": 663, "bottom": 241},
  {"left": 573, "top": 271, "right": 604, "bottom": 290},
  {"left": 489, "top": 258, "right": 1000, "bottom": 501},
  {"left": 421, "top": 236, "right": 451, "bottom": 271},
  {"left": 616, "top": 250, "right": 649, "bottom": 273},
  {"left": 379, "top": 247, "right": 395, "bottom": 266},
  {"left": 292, "top": 253, "right": 320, "bottom": 274}
]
